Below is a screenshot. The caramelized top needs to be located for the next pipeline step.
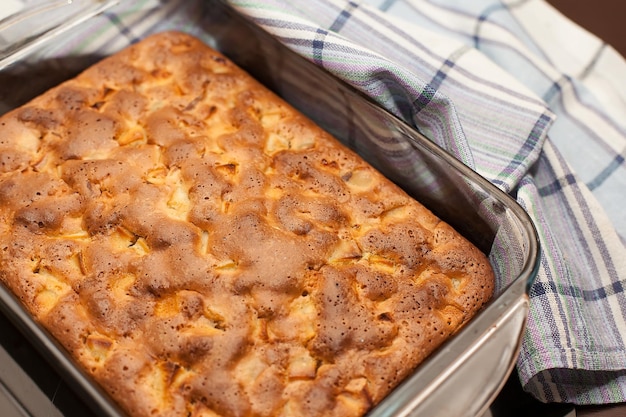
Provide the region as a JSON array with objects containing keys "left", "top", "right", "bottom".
[{"left": 0, "top": 31, "right": 494, "bottom": 417}]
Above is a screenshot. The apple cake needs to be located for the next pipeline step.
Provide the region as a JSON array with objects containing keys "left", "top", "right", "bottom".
[{"left": 0, "top": 31, "right": 494, "bottom": 417}]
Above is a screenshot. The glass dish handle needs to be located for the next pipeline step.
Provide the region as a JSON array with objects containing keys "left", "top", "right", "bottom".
[{"left": 0, "top": 0, "right": 120, "bottom": 70}]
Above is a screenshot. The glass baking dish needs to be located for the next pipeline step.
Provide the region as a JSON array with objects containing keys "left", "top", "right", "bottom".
[
  {"left": 0, "top": 1, "right": 540, "bottom": 416},
  {"left": 0, "top": 0, "right": 120, "bottom": 71}
]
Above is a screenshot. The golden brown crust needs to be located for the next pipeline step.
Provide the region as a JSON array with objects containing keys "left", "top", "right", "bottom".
[{"left": 0, "top": 31, "right": 494, "bottom": 417}]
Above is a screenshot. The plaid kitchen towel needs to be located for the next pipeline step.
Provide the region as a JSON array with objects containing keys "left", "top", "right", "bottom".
[{"left": 4, "top": 0, "right": 626, "bottom": 406}]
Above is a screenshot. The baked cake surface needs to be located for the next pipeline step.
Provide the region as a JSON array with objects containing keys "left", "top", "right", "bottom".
[{"left": 0, "top": 31, "right": 494, "bottom": 417}]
